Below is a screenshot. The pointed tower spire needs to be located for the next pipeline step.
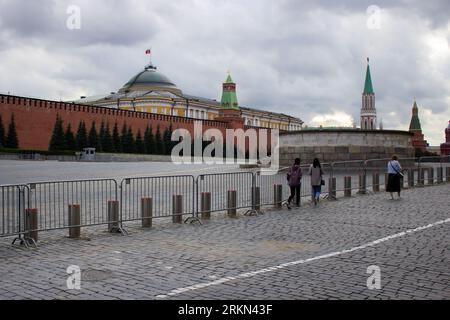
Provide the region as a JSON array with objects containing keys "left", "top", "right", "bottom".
[
  {"left": 409, "top": 98, "right": 422, "bottom": 131},
  {"left": 360, "top": 57, "right": 377, "bottom": 130},
  {"left": 363, "top": 58, "right": 374, "bottom": 94}
]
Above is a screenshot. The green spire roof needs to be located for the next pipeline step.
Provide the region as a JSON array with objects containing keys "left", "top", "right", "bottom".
[
  {"left": 220, "top": 73, "right": 239, "bottom": 110},
  {"left": 409, "top": 100, "right": 422, "bottom": 131},
  {"left": 225, "top": 74, "right": 234, "bottom": 83},
  {"left": 363, "top": 63, "right": 374, "bottom": 94}
]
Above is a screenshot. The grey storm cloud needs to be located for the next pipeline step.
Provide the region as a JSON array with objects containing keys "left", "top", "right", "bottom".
[{"left": 0, "top": 0, "right": 449, "bottom": 145}]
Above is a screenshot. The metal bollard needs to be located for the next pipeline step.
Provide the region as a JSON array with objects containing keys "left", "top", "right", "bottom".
[
  {"left": 408, "top": 169, "right": 415, "bottom": 188},
  {"left": 273, "top": 184, "right": 282, "bottom": 208},
  {"left": 107, "top": 200, "right": 120, "bottom": 232},
  {"left": 372, "top": 173, "right": 380, "bottom": 192},
  {"left": 200, "top": 192, "right": 212, "bottom": 220},
  {"left": 172, "top": 195, "right": 183, "bottom": 224},
  {"left": 418, "top": 168, "right": 425, "bottom": 186},
  {"left": 358, "top": 174, "right": 366, "bottom": 194},
  {"left": 328, "top": 177, "right": 336, "bottom": 199},
  {"left": 252, "top": 187, "right": 261, "bottom": 211},
  {"left": 141, "top": 198, "right": 153, "bottom": 228},
  {"left": 446, "top": 167, "right": 450, "bottom": 183},
  {"left": 68, "top": 204, "right": 81, "bottom": 239},
  {"left": 436, "top": 167, "right": 443, "bottom": 184},
  {"left": 428, "top": 168, "right": 434, "bottom": 185},
  {"left": 227, "top": 190, "right": 237, "bottom": 218},
  {"left": 344, "top": 176, "right": 352, "bottom": 197},
  {"left": 25, "top": 208, "right": 38, "bottom": 243}
]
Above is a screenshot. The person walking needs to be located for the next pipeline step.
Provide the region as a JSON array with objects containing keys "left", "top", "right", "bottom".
[
  {"left": 386, "top": 155, "right": 403, "bottom": 200},
  {"left": 286, "top": 158, "right": 302, "bottom": 209},
  {"left": 308, "top": 158, "right": 324, "bottom": 206}
]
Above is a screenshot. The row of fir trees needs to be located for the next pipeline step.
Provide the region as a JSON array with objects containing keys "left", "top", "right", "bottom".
[
  {"left": 49, "top": 115, "right": 176, "bottom": 155},
  {"left": 0, "top": 113, "right": 19, "bottom": 149}
]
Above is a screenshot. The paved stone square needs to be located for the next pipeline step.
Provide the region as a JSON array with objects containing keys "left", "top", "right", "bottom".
[{"left": 0, "top": 184, "right": 449, "bottom": 300}]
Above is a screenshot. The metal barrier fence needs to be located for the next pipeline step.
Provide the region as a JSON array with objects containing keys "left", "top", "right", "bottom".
[
  {"left": 418, "top": 156, "right": 450, "bottom": 185},
  {"left": 1, "top": 156, "right": 449, "bottom": 246},
  {"left": 196, "top": 172, "right": 253, "bottom": 217},
  {"left": 255, "top": 167, "right": 290, "bottom": 207},
  {"left": 120, "top": 175, "right": 195, "bottom": 225},
  {"left": 0, "top": 185, "right": 27, "bottom": 238},
  {"left": 329, "top": 160, "right": 366, "bottom": 196},
  {"left": 364, "top": 158, "right": 417, "bottom": 191},
  {"left": 28, "top": 179, "right": 118, "bottom": 232}
]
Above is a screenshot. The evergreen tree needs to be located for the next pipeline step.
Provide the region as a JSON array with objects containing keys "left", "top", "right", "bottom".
[
  {"left": 162, "top": 123, "right": 174, "bottom": 155},
  {"left": 125, "top": 126, "right": 136, "bottom": 153},
  {"left": 64, "top": 123, "right": 76, "bottom": 151},
  {"left": 144, "top": 125, "right": 155, "bottom": 154},
  {"left": 112, "top": 122, "right": 121, "bottom": 153},
  {"left": 155, "top": 124, "right": 163, "bottom": 155},
  {"left": 102, "top": 123, "right": 113, "bottom": 153},
  {"left": 88, "top": 121, "right": 99, "bottom": 149},
  {"left": 76, "top": 121, "right": 88, "bottom": 150},
  {"left": 120, "top": 123, "right": 128, "bottom": 153},
  {"left": 6, "top": 114, "right": 19, "bottom": 149},
  {"left": 135, "top": 129, "right": 144, "bottom": 154},
  {"left": 0, "top": 114, "right": 5, "bottom": 148},
  {"left": 49, "top": 115, "right": 66, "bottom": 151},
  {"left": 98, "top": 121, "right": 106, "bottom": 152}
]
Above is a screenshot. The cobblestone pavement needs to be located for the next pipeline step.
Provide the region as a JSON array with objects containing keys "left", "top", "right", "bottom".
[{"left": 0, "top": 184, "right": 449, "bottom": 300}]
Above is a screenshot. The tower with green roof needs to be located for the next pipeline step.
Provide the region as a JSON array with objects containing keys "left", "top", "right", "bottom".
[
  {"left": 216, "top": 72, "right": 244, "bottom": 130},
  {"left": 409, "top": 99, "right": 422, "bottom": 132},
  {"left": 220, "top": 73, "right": 239, "bottom": 110},
  {"left": 409, "top": 98, "right": 428, "bottom": 152},
  {"left": 360, "top": 58, "right": 377, "bottom": 130}
]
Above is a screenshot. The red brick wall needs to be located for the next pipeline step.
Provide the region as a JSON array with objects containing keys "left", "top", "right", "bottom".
[
  {"left": 411, "top": 131, "right": 427, "bottom": 151},
  {"left": 441, "top": 124, "right": 450, "bottom": 156},
  {"left": 0, "top": 94, "right": 230, "bottom": 151}
]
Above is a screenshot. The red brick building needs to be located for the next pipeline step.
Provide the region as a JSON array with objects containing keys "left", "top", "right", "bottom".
[{"left": 440, "top": 121, "right": 450, "bottom": 156}]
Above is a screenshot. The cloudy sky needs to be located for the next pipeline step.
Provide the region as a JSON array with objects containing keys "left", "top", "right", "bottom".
[{"left": 0, "top": 0, "right": 449, "bottom": 145}]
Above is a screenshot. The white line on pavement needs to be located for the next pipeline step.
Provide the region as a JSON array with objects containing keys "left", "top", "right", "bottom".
[{"left": 155, "top": 217, "right": 450, "bottom": 299}]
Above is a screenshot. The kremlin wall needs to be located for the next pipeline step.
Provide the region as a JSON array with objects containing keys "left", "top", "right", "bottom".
[{"left": 0, "top": 93, "right": 254, "bottom": 151}]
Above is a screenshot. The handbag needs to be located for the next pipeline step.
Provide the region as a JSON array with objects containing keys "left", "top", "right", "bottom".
[
  {"left": 389, "top": 161, "right": 404, "bottom": 177},
  {"left": 321, "top": 179, "right": 325, "bottom": 186}
]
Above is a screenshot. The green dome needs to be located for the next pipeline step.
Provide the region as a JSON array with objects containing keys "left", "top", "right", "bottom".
[{"left": 120, "top": 65, "right": 178, "bottom": 92}]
